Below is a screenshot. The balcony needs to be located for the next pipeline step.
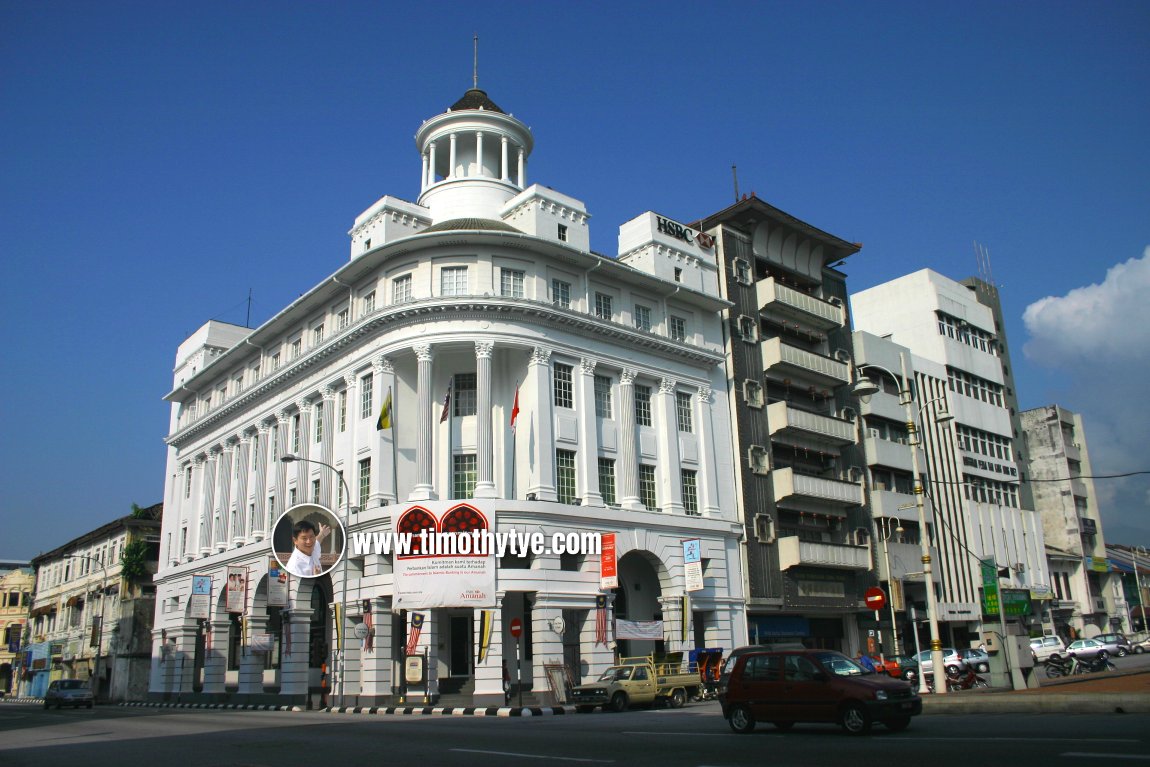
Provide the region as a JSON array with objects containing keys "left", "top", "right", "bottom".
[
  {"left": 757, "top": 277, "right": 845, "bottom": 331},
  {"left": 859, "top": 390, "right": 906, "bottom": 423},
  {"left": 869, "top": 489, "right": 919, "bottom": 523},
  {"left": 767, "top": 401, "right": 856, "bottom": 446},
  {"left": 778, "top": 536, "right": 871, "bottom": 571},
  {"left": 761, "top": 338, "right": 850, "bottom": 389},
  {"left": 772, "top": 467, "right": 863, "bottom": 510},
  {"left": 1062, "top": 441, "right": 1082, "bottom": 462},
  {"left": 876, "top": 541, "right": 928, "bottom": 581},
  {"left": 863, "top": 436, "right": 919, "bottom": 474}
]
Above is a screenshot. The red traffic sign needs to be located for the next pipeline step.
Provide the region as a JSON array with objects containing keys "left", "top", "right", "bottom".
[
  {"left": 864, "top": 587, "right": 887, "bottom": 611},
  {"left": 509, "top": 618, "right": 523, "bottom": 638}
]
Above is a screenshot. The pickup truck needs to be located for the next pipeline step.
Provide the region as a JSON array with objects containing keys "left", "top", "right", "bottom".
[{"left": 570, "top": 657, "right": 700, "bottom": 712}]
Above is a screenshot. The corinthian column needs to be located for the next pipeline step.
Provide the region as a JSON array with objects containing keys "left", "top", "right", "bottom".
[
  {"left": 474, "top": 341, "right": 498, "bottom": 498},
  {"left": 618, "top": 370, "right": 642, "bottom": 510},
  {"left": 410, "top": 344, "right": 436, "bottom": 501}
]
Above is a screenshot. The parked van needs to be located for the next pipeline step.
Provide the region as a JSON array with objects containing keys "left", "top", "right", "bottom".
[
  {"left": 718, "top": 649, "right": 921, "bottom": 735},
  {"left": 1029, "top": 635, "right": 1067, "bottom": 663}
]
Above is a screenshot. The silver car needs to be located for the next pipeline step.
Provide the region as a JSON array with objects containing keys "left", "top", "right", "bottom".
[
  {"left": 1093, "top": 633, "right": 1133, "bottom": 657},
  {"left": 958, "top": 648, "right": 990, "bottom": 673},
  {"left": 912, "top": 648, "right": 967, "bottom": 676},
  {"left": 43, "top": 679, "right": 94, "bottom": 709}
]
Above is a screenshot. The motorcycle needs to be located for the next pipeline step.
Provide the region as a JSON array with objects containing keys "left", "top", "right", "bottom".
[
  {"left": 1043, "top": 655, "right": 1073, "bottom": 677},
  {"left": 944, "top": 666, "right": 990, "bottom": 690},
  {"left": 1077, "top": 650, "right": 1115, "bottom": 674}
]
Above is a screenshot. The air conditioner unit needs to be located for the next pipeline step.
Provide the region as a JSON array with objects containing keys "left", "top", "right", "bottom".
[
  {"left": 754, "top": 514, "right": 775, "bottom": 544},
  {"left": 1015, "top": 562, "right": 1026, "bottom": 574},
  {"left": 868, "top": 428, "right": 880, "bottom": 439}
]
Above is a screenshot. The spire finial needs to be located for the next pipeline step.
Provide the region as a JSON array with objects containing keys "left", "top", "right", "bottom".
[{"left": 473, "top": 34, "right": 479, "bottom": 89}]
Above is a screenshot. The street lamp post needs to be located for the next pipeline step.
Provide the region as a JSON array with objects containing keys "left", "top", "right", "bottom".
[
  {"left": 66, "top": 553, "right": 111, "bottom": 702},
  {"left": 1135, "top": 546, "right": 1148, "bottom": 632},
  {"left": 854, "top": 353, "right": 952, "bottom": 694},
  {"left": 280, "top": 454, "right": 353, "bottom": 710},
  {"left": 877, "top": 517, "right": 903, "bottom": 657}
]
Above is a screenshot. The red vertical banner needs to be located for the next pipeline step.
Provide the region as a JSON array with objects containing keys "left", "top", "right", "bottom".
[{"left": 600, "top": 533, "right": 617, "bottom": 590}]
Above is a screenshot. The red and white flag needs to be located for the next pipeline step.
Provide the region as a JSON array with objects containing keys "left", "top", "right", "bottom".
[
  {"left": 439, "top": 382, "right": 452, "bottom": 423},
  {"left": 595, "top": 595, "right": 608, "bottom": 647},
  {"left": 509, "top": 384, "right": 520, "bottom": 432},
  {"left": 405, "top": 613, "right": 425, "bottom": 656}
]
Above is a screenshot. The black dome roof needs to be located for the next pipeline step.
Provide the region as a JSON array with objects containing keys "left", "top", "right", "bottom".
[
  {"left": 449, "top": 88, "right": 505, "bottom": 113},
  {"left": 421, "top": 217, "right": 521, "bottom": 234}
]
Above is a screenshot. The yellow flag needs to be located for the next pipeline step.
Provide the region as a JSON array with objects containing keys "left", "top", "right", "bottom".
[{"left": 377, "top": 387, "right": 392, "bottom": 430}]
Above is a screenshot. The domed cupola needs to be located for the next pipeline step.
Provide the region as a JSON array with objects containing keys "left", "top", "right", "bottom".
[{"left": 415, "top": 86, "right": 535, "bottom": 224}]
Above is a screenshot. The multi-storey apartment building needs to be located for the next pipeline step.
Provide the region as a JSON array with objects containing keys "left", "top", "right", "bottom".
[
  {"left": 1, "top": 565, "right": 33, "bottom": 695},
  {"left": 150, "top": 87, "right": 745, "bottom": 707},
  {"left": 25, "top": 505, "right": 160, "bottom": 701},
  {"left": 693, "top": 197, "right": 870, "bottom": 651},
  {"left": 851, "top": 270, "right": 1051, "bottom": 653},
  {"left": 1021, "top": 404, "right": 1124, "bottom": 636}
]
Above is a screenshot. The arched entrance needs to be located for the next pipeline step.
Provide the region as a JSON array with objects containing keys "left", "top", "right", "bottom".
[
  {"left": 295, "top": 575, "right": 333, "bottom": 704},
  {"left": 613, "top": 550, "right": 669, "bottom": 658}
]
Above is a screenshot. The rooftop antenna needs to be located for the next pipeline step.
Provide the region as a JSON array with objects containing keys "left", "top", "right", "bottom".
[
  {"left": 245, "top": 288, "right": 253, "bottom": 327},
  {"left": 732, "top": 165, "right": 740, "bottom": 203},
  {"left": 473, "top": 34, "right": 479, "bottom": 89},
  {"left": 973, "top": 240, "right": 998, "bottom": 298}
]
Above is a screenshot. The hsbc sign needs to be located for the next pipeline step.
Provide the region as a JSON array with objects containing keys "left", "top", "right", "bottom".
[{"left": 656, "top": 215, "right": 713, "bottom": 249}]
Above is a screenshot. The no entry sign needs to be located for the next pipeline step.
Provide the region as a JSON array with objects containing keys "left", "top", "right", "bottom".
[
  {"left": 509, "top": 617, "right": 523, "bottom": 638},
  {"left": 864, "top": 587, "right": 887, "bottom": 611}
]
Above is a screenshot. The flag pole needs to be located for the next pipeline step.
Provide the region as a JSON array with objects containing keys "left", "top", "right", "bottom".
[{"left": 391, "top": 385, "right": 399, "bottom": 503}]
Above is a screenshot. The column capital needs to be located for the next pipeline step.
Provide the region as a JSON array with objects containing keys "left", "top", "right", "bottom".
[
  {"left": 475, "top": 341, "right": 494, "bottom": 359},
  {"left": 193, "top": 456, "right": 206, "bottom": 468},
  {"left": 321, "top": 386, "right": 337, "bottom": 401},
  {"left": 414, "top": 344, "right": 433, "bottom": 363},
  {"left": 257, "top": 422, "right": 271, "bottom": 435},
  {"left": 530, "top": 346, "right": 552, "bottom": 366},
  {"left": 580, "top": 358, "right": 597, "bottom": 375},
  {"left": 344, "top": 372, "right": 358, "bottom": 388},
  {"left": 697, "top": 386, "right": 713, "bottom": 404},
  {"left": 659, "top": 377, "right": 678, "bottom": 395},
  {"left": 295, "top": 397, "right": 312, "bottom": 413},
  {"left": 620, "top": 368, "right": 637, "bottom": 385},
  {"left": 277, "top": 411, "right": 292, "bottom": 426},
  {"left": 374, "top": 355, "right": 394, "bottom": 374}
]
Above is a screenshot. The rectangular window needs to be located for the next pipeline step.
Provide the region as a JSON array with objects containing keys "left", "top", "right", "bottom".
[
  {"left": 441, "top": 266, "right": 468, "bottom": 297},
  {"left": 393, "top": 274, "right": 413, "bottom": 303},
  {"left": 314, "top": 405, "right": 324, "bottom": 443},
  {"left": 291, "top": 414, "right": 301, "bottom": 452},
  {"left": 358, "top": 458, "right": 371, "bottom": 508},
  {"left": 557, "top": 224, "right": 568, "bottom": 242},
  {"left": 271, "top": 352, "right": 281, "bottom": 370},
  {"left": 500, "top": 268, "right": 525, "bottom": 298},
  {"left": 336, "top": 472, "right": 344, "bottom": 510},
  {"left": 311, "top": 479, "right": 321, "bottom": 504},
  {"left": 676, "top": 391, "right": 693, "bottom": 432},
  {"left": 453, "top": 454, "right": 477, "bottom": 499},
  {"left": 338, "top": 390, "right": 347, "bottom": 432},
  {"left": 595, "top": 292, "right": 613, "bottom": 320},
  {"left": 634, "top": 304, "right": 651, "bottom": 331},
  {"left": 669, "top": 315, "right": 686, "bottom": 342},
  {"left": 635, "top": 385, "right": 652, "bottom": 427},
  {"left": 290, "top": 338, "right": 302, "bottom": 359},
  {"left": 639, "top": 465, "right": 657, "bottom": 510},
  {"left": 598, "top": 458, "right": 616, "bottom": 506},
  {"left": 551, "top": 279, "right": 571, "bottom": 308},
  {"left": 594, "top": 375, "right": 613, "bottom": 418},
  {"left": 362, "top": 290, "right": 376, "bottom": 316},
  {"left": 738, "top": 315, "right": 758, "bottom": 342},
  {"left": 289, "top": 487, "right": 298, "bottom": 506},
  {"left": 454, "top": 373, "right": 477, "bottom": 416},
  {"left": 681, "top": 469, "right": 699, "bottom": 515},
  {"left": 312, "top": 324, "right": 324, "bottom": 346},
  {"left": 556, "top": 450, "right": 577, "bottom": 504},
  {"left": 360, "top": 375, "right": 374, "bottom": 419},
  {"left": 554, "top": 363, "right": 574, "bottom": 408},
  {"left": 184, "top": 467, "right": 193, "bottom": 498},
  {"left": 337, "top": 308, "right": 349, "bottom": 330}
]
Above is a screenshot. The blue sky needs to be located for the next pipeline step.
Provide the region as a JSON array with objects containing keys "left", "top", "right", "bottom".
[{"left": 2, "top": 0, "right": 1148, "bottom": 557}]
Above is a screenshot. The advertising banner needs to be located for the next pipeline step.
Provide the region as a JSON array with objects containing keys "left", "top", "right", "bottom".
[
  {"left": 226, "top": 566, "right": 247, "bottom": 614},
  {"left": 615, "top": 619, "right": 664, "bottom": 640},
  {"left": 267, "top": 558, "right": 289, "bottom": 607},
  {"left": 189, "top": 574, "right": 212, "bottom": 620},
  {"left": 682, "top": 538, "right": 703, "bottom": 592},
  {"left": 600, "top": 532, "right": 618, "bottom": 590},
  {"left": 392, "top": 503, "right": 496, "bottom": 610}
]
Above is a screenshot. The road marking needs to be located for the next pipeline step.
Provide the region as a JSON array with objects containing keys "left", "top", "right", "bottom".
[
  {"left": 451, "top": 749, "right": 614, "bottom": 763},
  {"left": 892, "top": 737, "right": 1141, "bottom": 743},
  {"left": 1061, "top": 754, "right": 1150, "bottom": 761}
]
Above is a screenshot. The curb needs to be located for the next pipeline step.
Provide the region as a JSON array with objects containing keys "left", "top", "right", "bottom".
[
  {"left": 0, "top": 698, "right": 44, "bottom": 705},
  {"left": 921, "top": 692, "right": 1150, "bottom": 714},
  {"left": 117, "top": 701, "right": 570, "bottom": 716}
]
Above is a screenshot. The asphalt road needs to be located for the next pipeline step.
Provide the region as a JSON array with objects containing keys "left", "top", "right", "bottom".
[{"left": 1, "top": 701, "right": 1147, "bottom": 767}]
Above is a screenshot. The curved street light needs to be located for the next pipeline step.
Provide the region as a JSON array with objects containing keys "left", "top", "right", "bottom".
[
  {"left": 854, "top": 356, "right": 952, "bottom": 694},
  {"left": 280, "top": 454, "right": 354, "bottom": 710}
]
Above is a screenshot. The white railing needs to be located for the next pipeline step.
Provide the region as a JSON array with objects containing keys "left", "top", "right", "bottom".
[
  {"left": 757, "top": 278, "right": 844, "bottom": 327},
  {"left": 778, "top": 536, "right": 871, "bottom": 570},
  {"left": 767, "top": 401, "right": 856, "bottom": 442}
]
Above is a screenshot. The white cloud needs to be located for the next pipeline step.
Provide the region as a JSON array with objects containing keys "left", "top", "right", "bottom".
[{"left": 1022, "top": 247, "right": 1150, "bottom": 545}]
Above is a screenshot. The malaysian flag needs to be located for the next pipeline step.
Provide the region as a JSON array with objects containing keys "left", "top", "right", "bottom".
[
  {"left": 439, "top": 382, "right": 452, "bottom": 423},
  {"left": 405, "top": 613, "right": 425, "bottom": 656},
  {"left": 595, "top": 595, "right": 608, "bottom": 647},
  {"left": 363, "top": 599, "right": 374, "bottom": 653}
]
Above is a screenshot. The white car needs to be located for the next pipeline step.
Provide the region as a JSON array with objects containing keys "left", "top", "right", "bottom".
[
  {"left": 912, "top": 648, "right": 967, "bottom": 676},
  {"left": 1030, "top": 635, "right": 1067, "bottom": 662}
]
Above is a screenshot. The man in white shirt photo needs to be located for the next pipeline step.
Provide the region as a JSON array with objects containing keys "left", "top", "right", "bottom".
[{"left": 286, "top": 519, "right": 331, "bottom": 577}]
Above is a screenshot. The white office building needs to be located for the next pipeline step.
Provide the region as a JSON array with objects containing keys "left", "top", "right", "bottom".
[{"left": 149, "top": 87, "right": 745, "bottom": 707}]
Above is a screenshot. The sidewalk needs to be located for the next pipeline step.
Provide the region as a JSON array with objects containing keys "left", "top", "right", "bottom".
[{"left": 920, "top": 666, "right": 1150, "bottom": 714}]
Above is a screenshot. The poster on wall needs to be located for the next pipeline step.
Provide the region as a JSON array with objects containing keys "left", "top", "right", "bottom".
[
  {"left": 267, "top": 558, "right": 289, "bottom": 607},
  {"left": 392, "top": 502, "right": 496, "bottom": 610},
  {"left": 600, "top": 532, "right": 618, "bottom": 590},
  {"left": 189, "top": 574, "right": 212, "bottom": 620},
  {"left": 225, "top": 566, "right": 247, "bottom": 614},
  {"left": 682, "top": 538, "right": 703, "bottom": 592}
]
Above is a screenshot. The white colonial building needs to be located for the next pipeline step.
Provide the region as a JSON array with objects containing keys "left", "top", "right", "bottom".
[{"left": 149, "top": 87, "right": 745, "bottom": 707}]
